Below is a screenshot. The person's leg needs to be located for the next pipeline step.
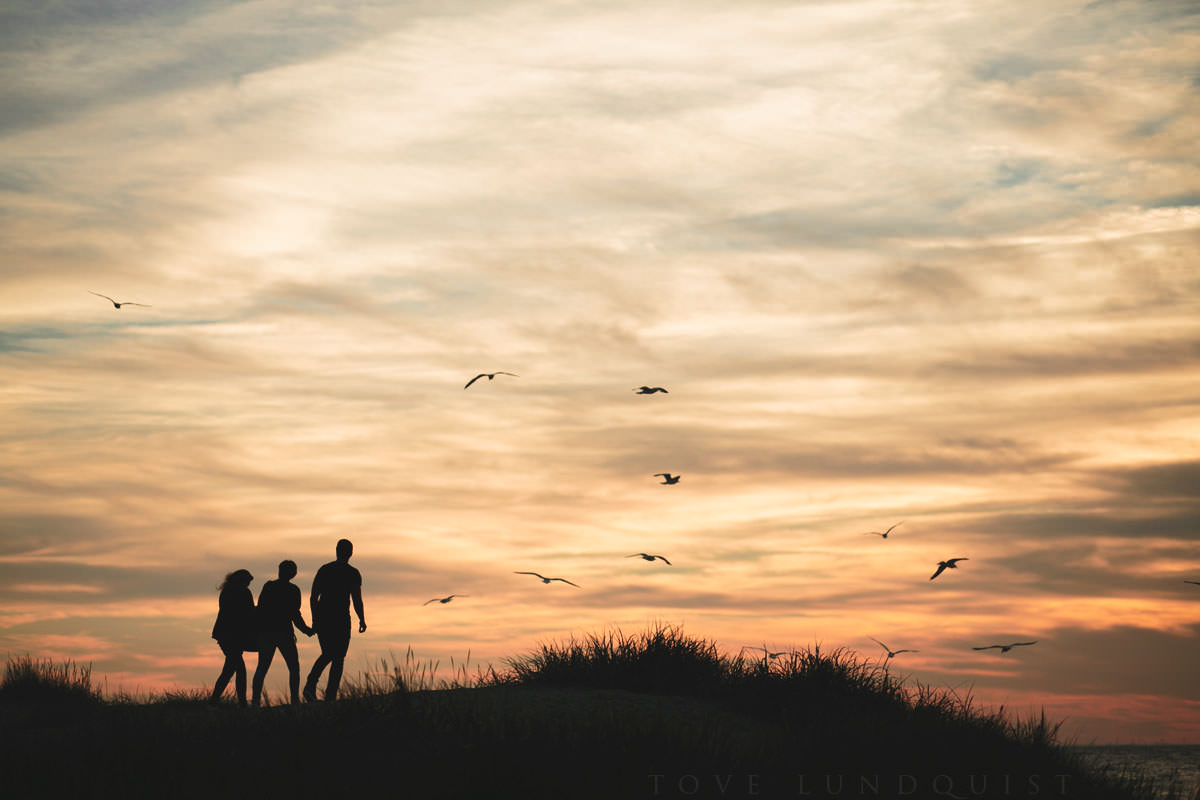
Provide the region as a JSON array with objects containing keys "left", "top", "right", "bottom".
[
  {"left": 304, "top": 651, "right": 329, "bottom": 701},
  {"left": 279, "top": 638, "right": 301, "bottom": 704},
  {"left": 324, "top": 621, "right": 352, "bottom": 701},
  {"left": 326, "top": 656, "right": 345, "bottom": 701},
  {"left": 251, "top": 643, "right": 276, "bottom": 707},
  {"left": 211, "top": 641, "right": 239, "bottom": 702},
  {"left": 233, "top": 652, "right": 247, "bottom": 706}
]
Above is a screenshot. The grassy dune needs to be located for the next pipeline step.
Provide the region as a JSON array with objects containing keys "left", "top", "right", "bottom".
[{"left": 0, "top": 626, "right": 1188, "bottom": 799}]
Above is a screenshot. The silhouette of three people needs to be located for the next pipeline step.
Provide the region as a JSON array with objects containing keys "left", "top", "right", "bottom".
[{"left": 209, "top": 540, "right": 366, "bottom": 706}]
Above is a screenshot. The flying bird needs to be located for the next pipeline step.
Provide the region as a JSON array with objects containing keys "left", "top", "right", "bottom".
[
  {"left": 514, "top": 572, "right": 579, "bottom": 587},
  {"left": 634, "top": 386, "right": 668, "bottom": 394},
  {"left": 863, "top": 521, "right": 904, "bottom": 539},
  {"left": 626, "top": 553, "right": 671, "bottom": 565},
  {"left": 929, "top": 558, "right": 969, "bottom": 580},
  {"left": 423, "top": 594, "right": 467, "bottom": 606},
  {"left": 973, "top": 641, "right": 1037, "bottom": 653},
  {"left": 89, "top": 291, "right": 150, "bottom": 309},
  {"left": 464, "top": 372, "right": 518, "bottom": 389},
  {"left": 1185, "top": 580, "right": 1200, "bottom": 587},
  {"left": 869, "top": 637, "right": 919, "bottom": 660},
  {"left": 741, "top": 646, "right": 797, "bottom": 660},
  {"left": 654, "top": 473, "right": 681, "bottom": 484}
]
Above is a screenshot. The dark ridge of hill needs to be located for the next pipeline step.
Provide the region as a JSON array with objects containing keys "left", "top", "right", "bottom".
[{"left": 0, "top": 628, "right": 1180, "bottom": 799}]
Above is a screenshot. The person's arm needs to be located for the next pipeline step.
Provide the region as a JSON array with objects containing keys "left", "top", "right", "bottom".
[
  {"left": 291, "top": 585, "right": 314, "bottom": 636},
  {"left": 352, "top": 578, "right": 366, "bottom": 633},
  {"left": 309, "top": 571, "right": 321, "bottom": 632},
  {"left": 241, "top": 587, "right": 257, "bottom": 646}
]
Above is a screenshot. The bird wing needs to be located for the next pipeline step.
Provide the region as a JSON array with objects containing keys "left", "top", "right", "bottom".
[
  {"left": 495, "top": 372, "right": 518, "bottom": 377},
  {"left": 464, "top": 374, "right": 486, "bottom": 389},
  {"left": 972, "top": 645, "right": 1000, "bottom": 650},
  {"left": 657, "top": 556, "right": 671, "bottom": 565},
  {"left": 423, "top": 598, "right": 438, "bottom": 606},
  {"left": 122, "top": 302, "right": 151, "bottom": 307},
  {"left": 1012, "top": 641, "right": 1037, "bottom": 647},
  {"left": 625, "top": 554, "right": 641, "bottom": 558},
  {"left": 885, "top": 521, "right": 904, "bottom": 535},
  {"left": 895, "top": 649, "right": 918, "bottom": 655},
  {"left": 89, "top": 291, "right": 116, "bottom": 303},
  {"left": 653, "top": 474, "right": 667, "bottom": 477},
  {"left": 869, "top": 636, "right": 890, "bottom": 652},
  {"left": 552, "top": 578, "right": 579, "bottom": 587},
  {"left": 1184, "top": 581, "right": 1200, "bottom": 586},
  {"left": 930, "top": 564, "right": 947, "bottom": 580},
  {"left": 514, "top": 571, "right": 545, "bottom": 580},
  {"left": 949, "top": 558, "right": 969, "bottom": 565}
]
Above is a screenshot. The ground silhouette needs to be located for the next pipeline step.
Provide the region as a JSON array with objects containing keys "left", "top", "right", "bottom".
[{"left": 2, "top": 626, "right": 1190, "bottom": 799}]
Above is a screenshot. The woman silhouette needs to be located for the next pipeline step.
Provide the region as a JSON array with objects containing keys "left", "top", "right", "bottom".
[{"left": 209, "top": 569, "right": 255, "bottom": 706}]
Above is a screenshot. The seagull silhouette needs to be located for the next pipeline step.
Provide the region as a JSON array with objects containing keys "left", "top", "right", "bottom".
[
  {"left": 423, "top": 594, "right": 467, "bottom": 606},
  {"left": 741, "top": 646, "right": 797, "bottom": 660},
  {"left": 514, "top": 572, "right": 579, "bottom": 587},
  {"left": 626, "top": 553, "right": 671, "bottom": 565},
  {"left": 89, "top": 291, "right": 150, "bottom": 309},
  {"left": 1185, "top": 580, "right": 1200, "bottom": 587},
  {"left": 973, "top": 641, "right": 1037, "bottom": 653},
  {"left": 464, "top": 372, "right": 518, "bottom": 390},
  {"left": 654, "top": 473, "right": 681, "bottom": 484},
  {"left": 634, "top": 386, "right": 668, "bottom": 394},
  {"left": 869, "top": 637, "right": 919, "bottom": 660},
  {"left": 863, "top": 521, "right": 904, "bottom": 539},
  {"left": 930, "top": 558, "right": 969, "bottom": 580}
]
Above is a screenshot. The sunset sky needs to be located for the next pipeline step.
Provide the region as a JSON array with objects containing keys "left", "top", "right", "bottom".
[{"left": 1, "top": 0, "right": 1198, "bottom": 744}]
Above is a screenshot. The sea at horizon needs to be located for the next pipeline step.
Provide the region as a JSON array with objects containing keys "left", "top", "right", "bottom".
[{"left": 1070, "top": 745, "right": 1200, "bottom": 799}]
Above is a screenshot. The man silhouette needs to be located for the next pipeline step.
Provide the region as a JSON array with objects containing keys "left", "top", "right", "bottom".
[
  {"left": 303, "top": 539, "right": 366, "bottom": 702},
  {"left": 251, "top": 560, "right": 314, "bottom": 706}
]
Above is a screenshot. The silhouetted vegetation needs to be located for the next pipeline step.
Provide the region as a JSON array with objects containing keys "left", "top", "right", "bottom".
[
  {"left": 0, "top": 627, "right": 1190, "bottom": 799},
  {"left": 0, "top": 655, "right": 100, "bottom": 707}
]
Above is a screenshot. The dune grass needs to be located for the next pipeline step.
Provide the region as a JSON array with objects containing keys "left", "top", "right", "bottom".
[
  {"left": 0, "top": 626, "right": 1190, "bottom": 799},
  {"left": 0, "top": 654, "right": 100, "bottom": 706}
]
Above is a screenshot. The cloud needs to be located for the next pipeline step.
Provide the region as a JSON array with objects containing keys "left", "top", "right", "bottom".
[
  {"left": 929, "top": 338, "right": 1200, "bottom": 379},
  {"left": 986, "top": 541, "right": 1200, "bottom": 596},
  {"left": 0, "top": 514, "right": 121, "bottom": 557},
  {"left": 0, "top": 1, "right": 383, "bottom": 135},
  {"left": 0, "top": 326, "right": 74, "bottom": 353},
  {"left": 0, "top": 0, "right": 1197, "bottom": 743},
  {"left": 1147, "top": 192, "right": 1200, "bottom": 209},
  {"left": 0, "top": 632, "right": 116, "bottom": 661},
  {"left": 1109, "top": 459, "right": 1200, "bottom": 501},
  {"left": 0, "top": 560, "right": 230, "bottom": 602},
  {"left": 933, "top": 622, "right": 1200, "bottom": 700}
]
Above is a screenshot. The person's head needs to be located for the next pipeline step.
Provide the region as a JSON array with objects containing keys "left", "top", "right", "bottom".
[
  {"left": 219, "top": 569, "right": 253, "bottom": 592},
  {"left": 277, "top": 560, "right": 297, "bottom": 581},
  {"left": 335, "top": 539, "right": 353, "bottom": 562}
]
